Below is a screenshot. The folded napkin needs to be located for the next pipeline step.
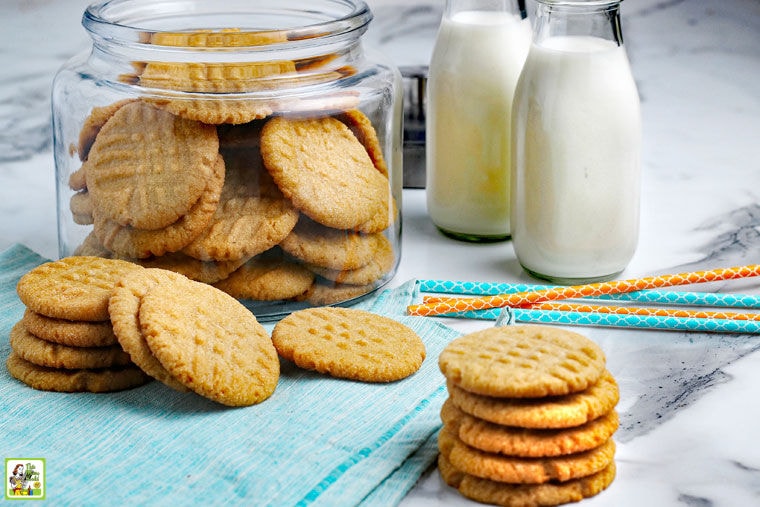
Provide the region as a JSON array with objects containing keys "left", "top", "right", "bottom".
[{"left": 0, "top": 244, "right": 456, "bottom": 506}]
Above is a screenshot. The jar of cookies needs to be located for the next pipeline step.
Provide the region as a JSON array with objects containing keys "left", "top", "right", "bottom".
[{"left": 51, "top": 0, "right": 403, "bottom": 319}]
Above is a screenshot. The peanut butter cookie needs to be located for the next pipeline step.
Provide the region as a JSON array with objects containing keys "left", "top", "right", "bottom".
[
  {"left": 138, "top": 275, "right": 279, "bottom": 406},
  {"left": 85, "top": 100, "right": 219, "bottom": 230},
  {"left": 438, "top": 453, "right": 616, "bottom": 507},
  {"left": 271, "top": 307, "right": 425, "bottom": 382},
  {"left": 439, "top": 325, "right": 606, "bottom": 398},
  {"left": 447, "top": 370, "right": 620, "bottom": 429},
  {"left": 16, "top": 256, "right": 144, "bottom": 321},
  {"left": 6, "top": 351, "right": 150, "bottom": 393},
  {"left": 260, "top": 115, "right": 390, "bottom": 230}
]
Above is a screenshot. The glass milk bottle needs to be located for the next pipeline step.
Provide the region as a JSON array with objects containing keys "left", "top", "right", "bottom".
[
  {"left": 426, "top": 0, "right": 531, "bottom": 242},
  {"left": 511, "top": 0, "right": 641, "bottom": 283}
]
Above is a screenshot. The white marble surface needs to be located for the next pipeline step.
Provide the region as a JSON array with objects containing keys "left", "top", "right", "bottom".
[{"left": 1, "top": 0, "right": 760, "bottom": 505}]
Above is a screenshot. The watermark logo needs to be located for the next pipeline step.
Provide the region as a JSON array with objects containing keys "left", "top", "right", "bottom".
[{"left": 5, "top": 459, "right": 45, "bottom": 500}]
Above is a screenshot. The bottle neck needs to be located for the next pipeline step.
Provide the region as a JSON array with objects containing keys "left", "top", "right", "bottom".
[
  {"left": 445, "top": 0, "right": 524, "bottom": 18},
  {"left": 531, "top": 0, "right": 624, "bottom": 46}
]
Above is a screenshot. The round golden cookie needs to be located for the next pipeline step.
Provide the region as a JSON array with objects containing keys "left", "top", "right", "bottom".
[
  {"left": 280, "top": 215, "right": 383, "bottom": 270},
  {"left": 212, "top": 254, "right": 314, "bottom": 301},
  {"left": 94, "top": 154, "right": 225, "bottom": 259},
  {"left": 85, "top": 100, "right": 218, "bottom": 230},
  {"left": 22, "top": 309, "right": 118, "bottom": 347},
  {"left": 439, "top": 325, "right": 606, "bottom": 398},
  {"left": 138, "top": 276, "right": 279, "bottom": 406},
  {"left": 335, "top": 109, "right": 389, "bottom": 178},
  {"left": 108, "top": 268, "right": 191, "bottom": 392},
  {"left": 16, "top": 256, "right": 144, "bottom": 321},
  {"left": 438, "top": 453, "right": 616, "bottom": 507},
  {"left": 260, "top": 115, "right": 390, "bottom": 230},
  {"left": 306, "top": 234, "right": 395, "bottom": 286},
  {"left": 10, "top": 321, "right": 132, "bottom": 370},
  {"left": 6, "top": 351, "right": 150, "bottom": 393},
  {"left": 181, "top": 148, "right": 298, "bottom": 262},
  {"left": 448, "top": 370, "right": 620, "bottom": 429},
  {"left": 132, "top": 251, "right": 248, "bottom": 284},
  {"left": 441, "top": 398, "right": 620, "bottom": 458},
  {"left": 439, "top": 428, "right": 616, "bottom": 484},
  {"left": 271, "top": 307, "right": 425, "bottom": 382}
]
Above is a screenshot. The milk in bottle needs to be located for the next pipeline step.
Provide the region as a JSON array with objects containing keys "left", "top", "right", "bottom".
[
  {"left": 426, "top": 0, "right": 531, "bottom": 242},
  {"left": 511, "top": 0, "right": 641, "bottom": 282}
]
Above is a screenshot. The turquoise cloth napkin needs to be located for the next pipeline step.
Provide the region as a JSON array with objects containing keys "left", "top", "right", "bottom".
[{"left": 0, "top": 244, "right": 456, "bottom": 506}]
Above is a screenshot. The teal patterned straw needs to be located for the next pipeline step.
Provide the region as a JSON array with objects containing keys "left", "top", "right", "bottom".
[
  {"left": 487, "top": 307, "right": 760, "bottom": 334},
  {"left": 417, "top": 279, "right": 760, "bottom": 309}
]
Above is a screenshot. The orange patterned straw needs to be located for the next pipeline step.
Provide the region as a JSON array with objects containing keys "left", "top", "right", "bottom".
[{"left": 407, "top": 264, "right": 760, "bottom": 317}]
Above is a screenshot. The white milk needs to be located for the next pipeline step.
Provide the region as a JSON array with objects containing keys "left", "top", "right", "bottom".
[
  {"left": 511, "top": 35, "right": 641, "bottom": 281},
  {"left": 426, "top": 10, "right": 531, "bottom": 239}
]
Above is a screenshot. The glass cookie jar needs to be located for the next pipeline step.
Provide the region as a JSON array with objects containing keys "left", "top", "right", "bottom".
[{"left": 52, "top": 0, "right": 403, "bottom": 320}]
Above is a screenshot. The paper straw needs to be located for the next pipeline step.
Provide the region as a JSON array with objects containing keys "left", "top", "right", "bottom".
[
  {"left": 407, "top": 265, "right": 760, "bottom": 317},
  {"left": 417, "top": 279, "right": 760, "bottom": 309},
  {"left": 532, "top": 302, "right": 760, "bottom": 321},
  {"left": 500, "top": 308, "right": 760, "bottom": 333},
  {"left": 439, "top": 307, "right": 760, "bottom": 333}
]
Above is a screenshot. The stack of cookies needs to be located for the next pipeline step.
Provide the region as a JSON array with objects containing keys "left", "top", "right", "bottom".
[
  {"left": 437, "top": 325, "right": 620, "bottom": 507},
  {"left": 8, "top": 257, "right": 150, "bottom": 393},
  {"left": 7, "top": 256, "right": 280, "bottom": 406}
]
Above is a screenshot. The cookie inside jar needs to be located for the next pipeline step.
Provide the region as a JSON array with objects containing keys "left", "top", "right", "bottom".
[{"left": 53, "top": 0, "right": 403, "bottom": 320}]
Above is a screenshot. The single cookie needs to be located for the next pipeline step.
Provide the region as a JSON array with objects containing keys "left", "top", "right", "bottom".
[
  {"left": 138, "top": 276, "right": 279, "bottom": 406},
  {"left": 10, "top": 321, "right": 132, "bottom": 370},
  {"left": 181, "top": 147, "right": 299, "bottom": 261},
  {"left": 335, "top": 109, "right": 389, "bottom": 178},
  {"left": 94, "top": 154, "right": 225, "bottom": 259},
  {"left": 6, "top": 351, "right": 150, "bottom": 393},
  {"left": 448, "top": 370, "right": 620, "bottom": 429},
  {"left": 271, "top": 307, "right": 425, "bottom": 382},
  {"left": 306, "top": 234, "right": 395, "bottom": 286},
  {"left": 439, "top": 427, "right": 616, "bottom": 484},
  {"left": 16, "top": 256, "right": 144, "bottom": 321},
  {"left": 280, "top": 215, "right": 383, "bottom": 270},
  {"left": 149, "top": 28, "right": 289, "bottom": 48},
  {"left": 441, "top": 398, "right": 620, "bottom": 458},
  {"left": 22, "top": 309, "right": 118, "bottom": 347},
  {"left": 108, "top": 268, "right": 191, "bottom": 391},
  {"left": 439, "top": 325, "right": 606, "bottom": 398},
  {"left": 296, "top": 279, "right": 376, "bottom": 306},
  {"left": 212, "top": 253, "right": 314, "bottom": 301},
  {"left": 438, "top": 453, "right": 616, "bottom": 507},
  {"left": 85, "top": 100, "right": 219, "bottom": 230},
  {"left": 260, "top": 115, "right": 390, "bottom": 230}
]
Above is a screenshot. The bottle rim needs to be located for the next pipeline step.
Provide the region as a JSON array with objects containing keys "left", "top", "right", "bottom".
[
  {"left": 83, "top": 0, "right": 373, "bottom": 51},
  {"left": 533, "top": 0, "right": 621, "bottom": 6}
]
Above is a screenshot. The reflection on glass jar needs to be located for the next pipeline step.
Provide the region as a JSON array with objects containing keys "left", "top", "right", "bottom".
[{"left": 52, "top": 0, "right": 403, "bottom": 320}]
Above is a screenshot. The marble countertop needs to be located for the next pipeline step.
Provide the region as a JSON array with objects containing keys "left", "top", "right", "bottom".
[{"left": 2, "top": 0, "right": 760, "bottom": 505}]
